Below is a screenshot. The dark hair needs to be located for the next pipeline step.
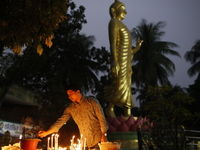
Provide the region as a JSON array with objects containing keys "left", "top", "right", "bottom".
[{"left": 66, "top": 83, "right": 82, "bottom": 92}]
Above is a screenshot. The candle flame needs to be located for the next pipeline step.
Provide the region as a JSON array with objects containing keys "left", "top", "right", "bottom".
[
  {"left": 59, "top": 147, "right": 67, "bottom": 150},
  {"left": 47, "top": 135, "right": 86, "bottom": 150}
]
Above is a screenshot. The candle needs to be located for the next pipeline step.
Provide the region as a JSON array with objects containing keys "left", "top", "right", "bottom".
[
  {"left": 83, "top": 138, "right": 86, "bottom": 150},
  {"left": 51, "top": 134, "right": 55, "bottom": 150},
  {"left": 77, "top": 139, "right": 80, "bottom": 149},
  {"left": 71, "top": 135, "right": 75, "bottom": 149},
  {"left": 18, "top": 135, "right": 22, "bottom": 147},
  {"left": 59, "top": 147, "right": 67, "bottom": 150},
  {"left": 80, "top": 134, "right": 83, "bottom": 140},
  {"left": 55, "top": 134, "right": 59, "bottom": 150},
  {"left": 73, "top": 144, "right": 77, "bottom": 149},
  {"left": 47, "top": 137, "right": 50, "bottom": 150},
  {"left": 80, "top": 135, "right": 83, "bottom": 149}
]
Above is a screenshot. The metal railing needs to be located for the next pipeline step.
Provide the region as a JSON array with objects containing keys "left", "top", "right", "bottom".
[
  {"left": 185, "top": 130, "right": 200, "bottom": 150},
  {"left": 137, "top": 128, "right": 200, "bottom": 150}
]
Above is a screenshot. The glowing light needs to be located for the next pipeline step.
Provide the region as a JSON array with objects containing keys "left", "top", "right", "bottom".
[
  {"left": 59, "top": 147, "right": 67, "bottom": 150},
  {"left": 51, "top": 134, "right": 55, "bottom": 149},
  {"left": 48, "top": 134, "right": 59, "bottom": 150},
  {"left": 55, "top": 134, "right": 59, "bottom": 150},
  {"left": 47, "top": 137, "right": 50, "bottom": 150},
  {"left": 47, "top": 134, "right": 86, "bottom": 150}
]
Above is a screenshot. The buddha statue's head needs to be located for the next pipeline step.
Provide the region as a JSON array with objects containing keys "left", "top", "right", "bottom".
[{"left": 109, "top": 0, "right": 125, "bottom": 18}]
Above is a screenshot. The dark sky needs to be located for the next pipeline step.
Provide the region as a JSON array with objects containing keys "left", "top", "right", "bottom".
[{"left": 73, "top": 0, "right": 200, "bottom": 106}]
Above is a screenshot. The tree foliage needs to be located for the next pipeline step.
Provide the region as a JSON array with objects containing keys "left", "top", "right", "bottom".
[
  {"left": 0, "top": 1, "right": 110, "bottom": 136},
  {"left": 144, "top": 85, "right": 197, "bottom": 150},
  {"left": 0, "top": 1, "right": 110, "bottom": 108},
  {"left": 0, "top": 0, "right": 68, "bottom": 54},
  {"left": 185, "top": 39, "right": 200, "bottom": 119},
  {"left": 185, "top": 39, "right": 200, "bottom": 80},
  {"left": 132, "top": 19, "right": 180, "bottom": 88}
]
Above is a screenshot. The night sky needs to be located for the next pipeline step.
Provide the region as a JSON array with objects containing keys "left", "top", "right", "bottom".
[{"left": 73, "top": 0, "right": 200, "bottom": 106}]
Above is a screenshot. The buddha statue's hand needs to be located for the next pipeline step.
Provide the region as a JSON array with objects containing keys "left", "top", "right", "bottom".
[
  {"left": 132, "top": 37, "right": 143, "bottom": 54},
  {"left": 111, "top": 61, "right": 120, "bottom": 77},
  {"left": 136, "top": 37, "right": 143, "bottom": 48}
]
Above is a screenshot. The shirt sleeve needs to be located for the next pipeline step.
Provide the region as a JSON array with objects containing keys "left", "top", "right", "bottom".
[
  {"left": 91, "top": 98, "right": 108, "bottom": 133},
  {"left": 49, "top": 107, "right": 72, "bottom": 132}
]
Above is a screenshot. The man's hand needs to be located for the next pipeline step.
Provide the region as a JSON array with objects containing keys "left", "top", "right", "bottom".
[
  {"left": 37, "top": 130, "right": 50, "bottom": 138},
  {"left": 38, "top": 129, "right": 54, "bottom": 138},
  {"left": 37, "top": 130, "right": 53, "bottom": 138}
]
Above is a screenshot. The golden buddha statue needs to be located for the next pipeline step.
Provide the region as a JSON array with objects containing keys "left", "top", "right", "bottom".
[{"left": 104, "top": 0, "right": 143, "bottom": 117}]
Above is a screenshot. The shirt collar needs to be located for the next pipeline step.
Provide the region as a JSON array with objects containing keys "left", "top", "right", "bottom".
[{"left": 73, "top": 96, "right": 84, "bottom": 104}]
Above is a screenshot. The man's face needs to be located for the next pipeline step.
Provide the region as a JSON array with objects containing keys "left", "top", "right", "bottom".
[{"left": 66, "top": 90, "right": 80, "bottom": 102}]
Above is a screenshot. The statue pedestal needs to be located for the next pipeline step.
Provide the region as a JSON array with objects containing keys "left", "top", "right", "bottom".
[{"left": 107, "top": 132, "right": 138, "bottom": 150}]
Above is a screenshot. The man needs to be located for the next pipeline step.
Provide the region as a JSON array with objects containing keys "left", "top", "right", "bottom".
[{"left": 38, "top": 84, "right": 108, "bottom": 149}]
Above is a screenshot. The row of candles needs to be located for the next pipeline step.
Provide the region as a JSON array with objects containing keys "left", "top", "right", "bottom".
[
  {"left": 47, "top": 134, "right": 59, "bottom": 150},
  {"left": 47, "top": 134, "right": 87, "bottom": 150},
  {"left": 70, "top": 135, "right": 86, "bottom": 150}
]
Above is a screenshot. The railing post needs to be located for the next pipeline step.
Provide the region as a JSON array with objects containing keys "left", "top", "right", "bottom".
[{"left": 137, "top": 126, "right": 143, "bottom": 150}]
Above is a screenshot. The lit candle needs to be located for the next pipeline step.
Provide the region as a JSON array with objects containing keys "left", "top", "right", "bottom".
[
  {"left": 77, "top": 139, "right": 80, "bottom": 149},
  {"left": 55, "top": 134, "right": 59, "bottom": 150},
  {"left": 19, "top": 135, "right": 22, "bottom": 144},
  {"left": 59, "top": 147, "right": 67, "bottom": 150},
  {"left": 80, "top": 135, "right": 83, "bottom": 148},
  {"left": 80, "top": 134, "right": 83, "bottom": 140},
  {"left": 71, "top": 135, "right": 75, "bottom": 149},
  {"left": 83, "top": 138, "right": 86, "bottom": 150},
  {"left": 73, "top": 144, "right": 76, "bottom": 149},
  {"left": 47, "top": 137, "right": 50, "bottom": 150},
  {"left": 51, "top": 134, "right": 55, "bottom": 150}
]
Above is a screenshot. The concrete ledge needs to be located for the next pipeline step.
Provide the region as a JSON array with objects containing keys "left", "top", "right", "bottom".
[{"left": 108, "top": 132, "right": 138, "bottom": 150}]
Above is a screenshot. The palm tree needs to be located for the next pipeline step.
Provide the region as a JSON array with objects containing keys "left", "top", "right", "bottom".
[
  {"left": 185, "top": 39, "right": 200, "bottom": 117},
  {"left": 184, "top": 39, "right": 200, "bottom": 80},
  {"left": 132, "top": 19, "right": 180, "bottom": 89}
]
